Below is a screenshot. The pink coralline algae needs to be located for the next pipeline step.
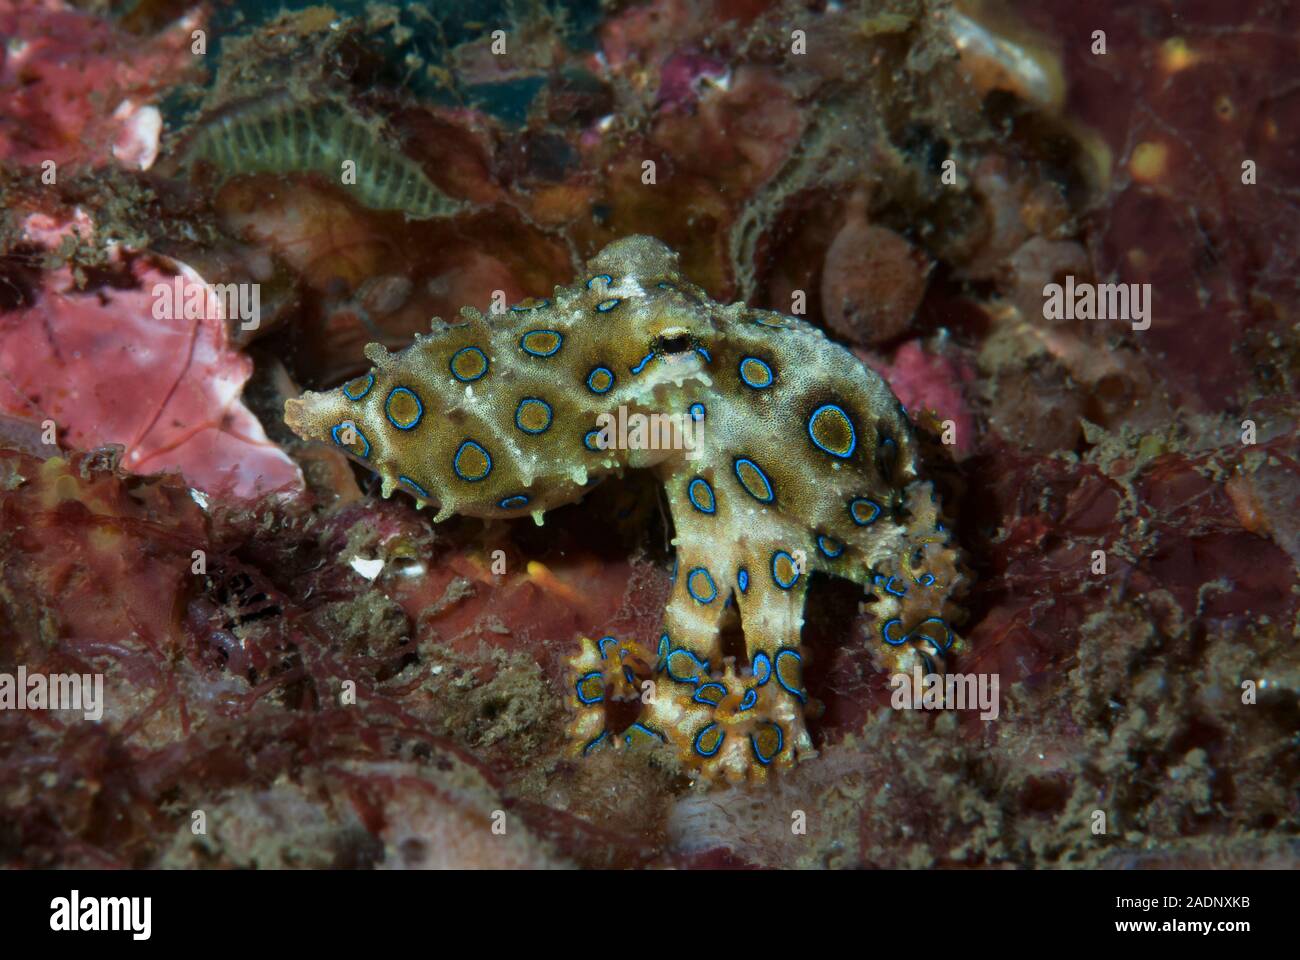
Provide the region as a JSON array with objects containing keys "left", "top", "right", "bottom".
[
  {"left": 870, "top": 341, "right": 976, "bottom": 459},
  {"left": 0, "top": 215, "right": 302, "bottom": 500},
  {"left": 0, "top": 0, "right": 198, "bottom": 170}
]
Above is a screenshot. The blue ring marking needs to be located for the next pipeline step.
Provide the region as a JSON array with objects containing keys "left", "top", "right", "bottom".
[
  {"left": 597, "top": 636, "right": 619, "bottom": 660},
  {"left": 917, "top": 572, "right": 936, "bottom": 586},
  {"left": 624, "top": 722, "right": 666, "bottom": 745},
  {"left": 586, "top": 274, "right": 613, "bottom": 290},
  {"left": 514, "top": 397, "right": 553, "bottom": 434},
  {"left": 657, "top": 633, "right": 670, "bottom": 668},
  {"left": 452, "top": 440, "right": 492, "bottom": 482},
  {"left": 689, "top": 402, "right": 706, "bottom": 422},
  {"left": 686, "top": 567, "right": 717, "bottom": 604},
  {"left": 510, "top": 297, "right": 550, "bottom": 312},
  {"left": 693, "top": 723, "right": 723, "bottom": 758},
  {"left": 733, "top": 457, "right": 775, "bottom": 503},
  {"left": 665, "top": 648, "right": 709, "bottom": 685},
  {"left": 882, "top": 619, "right": 907, "bottom": 646},
  {"left": 623, "top": 666, "right": 636, "bottom": 685},
  {"left": 498, "top": 494, "right": 530, "bottom": 510},
  {"left": 695, "top": 346, "right": 712, "bottom": 363},
  {"left": 582, "top": 730, "right": 609, "bottom": 755},
  {"left": 670, "top": 557, "right": 678, "bottom": 583},
  {"left": 850, "top": 497, "right": 882, "bottom": 526},
  {"left": 449, "top": 346, "right": 489, "bottom": 382},
  {"left": 914, "top": 617, "right": 954, "bottom": 654},
  {"left": 399, "top": 476, "right": 429, "bottom": 497},
  {"left": 630, "top": 351, "right": 655, "bottom": 374},
  {"left": 738, "top": 356, "right": 774, "bottom": 389},
  {"left": 586, "top": 366, "right": 615, "bottom": 394},
  {"left": 752, "top": 651, "right": 771, "bottom": 686},
  {"left": 771, "top": 550, "right": 801, "bottom": 590},
  {"left": 807, "top": 403, "right": 857, "bottom": 458},
  {"left": 656, "top": 281, "right": 676, "bottom": 290},
  {"left": 331, "top": 422, "right": 370, "bottom": 458},
  {"left": 343, "top": 374, "right": 374, "bottom": 400},
  {"left": 693, "top": 682, "right": 728, "bottom": 707},
  {"left": 384, "top": 386, "right": 424, "bottom": 430},
  {"left": 737, "top": 567, "right": 749, "bottom": 594},
  {"left": 519, "top": 329, "right": 563, "bottom": 357},
  {"left": 884, "top": 576, "right": 907, "bottom": 597},
  {"left": 739, "top": 688, "right": 758, "bottom": 711},
  {"left": 687, "top": 477, "right": 716, "bottom": 515},
  {"left": 583, "top": 430, "right": 605, "bottom": 452},
  {"left": 576, "top": 671, "right": 604, "bottom": 705},
  {"left": 750, "top": 723, "right": 783, "bottom": 766},
  {"left": 596, "top": 298, "right": 622, "bottom": 313},
  {"left": 775, "top": 648, "right": 806, "bottom": 702},
  {"left": 817, "top": 535, "right": 843, "bottom": 559}
]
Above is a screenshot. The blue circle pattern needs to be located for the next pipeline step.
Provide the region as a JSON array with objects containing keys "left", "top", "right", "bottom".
[
  {"left": 385, "top": 386, "right": 423, "bottom": 430},
  {"left": 807, "top": 403, "right": 857, "bottom": 458},
  {"left": 515, "top": 397, "right": 553, "bottom": 434},
  {"left": 817, "top": 535, "right": 843, "bottom": 558},
  {"left": 343, "top": 374, "right": 373, "bottom": 400},
  {"left": 331, "top": 422, "right": 370, "bottom": 458},
  {"left": 686, "top": 567, "right": 717, "bottom": 604},
  {"left": 687, "top": 478, "right": 715, "bottom": 514},
  {"left": 750, "top": 723, "right": 784, "bottom": 765},
  {"left": 586, "top": 366, "right": 615, "bottom": 394},
  {"left": 449, "top": 346, "right": 489, "bottom": 382},
  {"left": 771, "top": 550, "right": 801, "bottom": 589},
  {"left": 850, "top": 497, "right": 881, "bottom": 526},
  {"left": 453, "top": 440, "right": 492, "bottom": 481},
  {"left": 733, "top": 457, "right": 775, "bottom": 503},
  {"left": 520, "top": 330, "right": 563, "bottom": 357},
  {"left": 739, "top": 356, "right": 774, "bottom": 389}
]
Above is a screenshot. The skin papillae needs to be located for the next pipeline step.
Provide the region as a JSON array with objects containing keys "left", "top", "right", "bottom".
[{"left": 284, "top": 236, "right": 968, "bottom": 783}]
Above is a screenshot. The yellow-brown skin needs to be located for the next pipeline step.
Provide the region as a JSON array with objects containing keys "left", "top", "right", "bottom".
[{"left": 285, "top": 236, "right": 966, "bottom": 783}]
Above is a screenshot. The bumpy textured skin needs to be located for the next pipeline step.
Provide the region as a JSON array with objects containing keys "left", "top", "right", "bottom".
[{"left": 284, "top": 236, "right": 967, "bottom": 783}]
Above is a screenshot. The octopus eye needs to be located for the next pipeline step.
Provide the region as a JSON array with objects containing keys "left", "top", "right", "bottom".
[{"left": 654, "top": 328, "right": 694, "bottom": 355}]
